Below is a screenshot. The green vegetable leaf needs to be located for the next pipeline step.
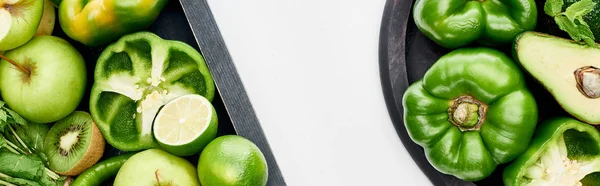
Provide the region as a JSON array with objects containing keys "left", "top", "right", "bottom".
[
  {"left": 0, "top": 151, "right": 45, "bottom": 181},
  {"left": 3, "top": 132, "right": 22, "bottom": 152},
  {"left": 545, "top": 0, "right": 565, "bottom": 16},
  {"left": 577, "top": 21, "right": 597, "bottom": 46},
  {"left": 8, "top": 178, "right": 42, "bottom": 186},
  {"left": 55, "top": 176, "right": 67, "bottom": 185},
  {"left": 38, "top": 173, "right": 58, "bottom": 186},
  {"left": 564, "top": 0, "right": 597, "bottom": 22},
  {"left": 555, "top": 16, "right": 597, "bottom": 46},
  {"left": 5, "top": 109, "right": 26, "bottom": 126},
  {"left": 578, "top": 16, "right": 590, "bottom": 27},
  {"left": 0, "top": 109, "right": 7, "bottom": 124},
  {"left": 0, "top": 116, "right": 6, "bottom": 133},
  {"left": 0, "top": 101, "right": 26, "bottom": 133},
  {"left": 547, "top": 0, "right": 598, "bottom": 47},
  {"left": 0, "top": 134, "right": 5, "bottom": 151},
  {"left": 0, "top": 172, "right": 42, "bottom": 186},
  {"left": 13, "top": 123, "right": 49, "bottom": 153},
  {"left": 0, "top": 103, "right": 60, "bottom": 186},
  {"left": 555, "top": 16, "right": 581, "bottom": 38},
  {"left": 0, "top": 134, "right": 19, "bottom": 154}
]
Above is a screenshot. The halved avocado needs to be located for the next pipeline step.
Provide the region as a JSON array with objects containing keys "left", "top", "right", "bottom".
[{"left": 514, "top": 31, "right": 600, "bottom": 124}]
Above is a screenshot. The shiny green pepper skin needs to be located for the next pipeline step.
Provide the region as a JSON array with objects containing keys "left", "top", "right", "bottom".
[
  {"left": 412, "top": 0, "right": 537, "bottom": 48},
  {"left": 59, "top": 0, "right": 168, "bottom": 47},
  {"left": 402, "top": 48, "right": 538, "bottom": 181},
  {"left": 71, "top": 153, "right": 135, "bottom": 186}
]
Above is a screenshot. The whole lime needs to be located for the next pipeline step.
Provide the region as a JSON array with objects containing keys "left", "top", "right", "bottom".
[{"left": 197, "top": 135, "right": 268, "bottom": 186}]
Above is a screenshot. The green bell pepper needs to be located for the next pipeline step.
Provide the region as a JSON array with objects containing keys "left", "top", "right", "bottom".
[
  {"left": 503, "top": 117, "right": 600, "bottom": 186},
  {"left": 59, "top": 0, "right": 168, "bottom": 47},
  {"left": 412, "top": 0, "right": 538, "bottom": 48},
  {"left": 89, "top": 32, "right": 215, "bottom": 151},
  {"left": 402, "top": 48, "right": 539, "bottom": 181}
]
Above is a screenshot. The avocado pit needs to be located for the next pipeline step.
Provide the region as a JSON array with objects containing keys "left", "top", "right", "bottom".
[
  {"left": 575, "top": 66, "right": 600, "bottom": 99},
  {"left": 448, "top": 95, "right": 487, "bottom": 131}
]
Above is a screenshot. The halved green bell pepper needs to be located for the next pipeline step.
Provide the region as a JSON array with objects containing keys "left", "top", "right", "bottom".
[
  {"left": 89, "top": 32, "right": 215, "bottom": 151},
  {"left": 402, "top": 48, "right": 539, "bottom": 181},
  {"left": 413, "top": 0, "right": 537, "bottom": 48},
  {"left": 503, "top": 117, "right": 600, "bottom": 186},
  {"left": 59, "top": 0, "right": 168, "bottom": 47}
]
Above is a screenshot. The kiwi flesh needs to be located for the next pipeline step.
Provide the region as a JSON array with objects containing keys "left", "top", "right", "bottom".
[{"left": 44, "top": 111, "right": 105, "bottom": 176}]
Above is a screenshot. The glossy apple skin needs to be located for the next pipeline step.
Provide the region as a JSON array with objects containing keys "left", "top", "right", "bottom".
[
  {"left": 0, "top": 0, "right": 44, "bottom": 51},
  {"left": 0, "top": 36, "right": 86, "bottom": 123},
  {"left": 114, "top": 149, "right": 200, "bottom": 186}
]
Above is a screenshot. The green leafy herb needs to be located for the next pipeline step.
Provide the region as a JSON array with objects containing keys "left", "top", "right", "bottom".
[
  {"left": 0, "top": 151, "right": 45, "bottom": 181},
  {"left": 0, "top": 134, "right": 5, "bottom": 147},
  {"left": 565, "top": 0, "right": 596, "bottom": 21},
  {"left": 13, "top": 123, "right": 49, "bottom": 153},
  {"left": 545, "top": 0, "right": 598, "bottom": 47},
  {"left": 0, "top": 101, "right": 64, "bottom": 185},
  {"left": 0, "top": 172, "right": 42, "bottom": 186},
  {"left": 555, "top": 16, "right": 597, "bottom": 46},
  {"left": 0, "top": 101, "right": 26, "bottom": 133},
  {"left": 39, "top": 172, "right": 63, "bottom": 186},
  {"left": 0, "top": 151, "right": 64, "bottom": 186},
  {"left": 0, "top": 134, "right": 18, "bottom": 154},
  {"left": 545, "top": 0, "right": 564, "bottom": 16},
  {"left": 11, "top": 122, "right": 50, "bottom": 163},
  {"left": 5, "top": 109, "right": 26, "bottom": 126},
  {"left": 0, "top": 109, "right": 7, "bottom": 124}
]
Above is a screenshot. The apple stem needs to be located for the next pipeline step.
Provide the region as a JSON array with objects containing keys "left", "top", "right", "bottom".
[{"left": 0, "top": 54, "right": 30, "bottom": 75}]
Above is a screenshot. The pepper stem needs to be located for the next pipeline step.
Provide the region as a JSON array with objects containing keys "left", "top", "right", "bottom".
[
  {"left": 0, "top": 54, "right": 30, "bottom": 76},
  {"left": 452, "top": 103, "right": 479, "bottom": 128},
  {"left": 448, "top": 95, "right": 487, "bottom": 131}
]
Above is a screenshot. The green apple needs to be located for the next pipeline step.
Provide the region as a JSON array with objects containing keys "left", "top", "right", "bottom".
[
  {"left": 0, "top": 0, "right": 44, "bottom": 51},
  {"left": 114, "top": 149, "right": 200, "bottom": 186},
  {"left": 0, "top": 36, "right": 86, "bottom": 123},
  {"left": 34, "top": 0, "right": 55, "bottom": 36}
]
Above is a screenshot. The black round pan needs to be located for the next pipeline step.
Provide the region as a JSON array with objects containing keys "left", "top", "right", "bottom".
[{"left": 378, "top": 0, "right": 571, "bottom": 185}]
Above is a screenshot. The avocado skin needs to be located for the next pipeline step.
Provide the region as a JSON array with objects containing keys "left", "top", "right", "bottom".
[{"left": 536, "top": 0, "right": 600, "bottom": 41}]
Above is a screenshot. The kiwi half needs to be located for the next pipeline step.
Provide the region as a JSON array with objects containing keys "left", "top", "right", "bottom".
[{"left": 44, "top": 111, "right": 105, "bottom": 176}]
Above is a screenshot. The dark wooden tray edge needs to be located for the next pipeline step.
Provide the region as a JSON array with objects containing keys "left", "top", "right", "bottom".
[
  {"left": 178, "top": 0, "right": 287, "bottom": 185},
  {"left": 378, "top": 0, "right": 461, "bottom": 185}
]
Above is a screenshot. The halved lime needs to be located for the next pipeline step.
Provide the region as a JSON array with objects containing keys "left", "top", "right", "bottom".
[{"left": 153, "top": 94, "right": 218, "bottom": 156}]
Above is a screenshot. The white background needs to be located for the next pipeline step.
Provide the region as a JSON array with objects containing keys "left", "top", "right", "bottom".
[{"left": 208, "top": 0, "right": 431, "bottom": 185}]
